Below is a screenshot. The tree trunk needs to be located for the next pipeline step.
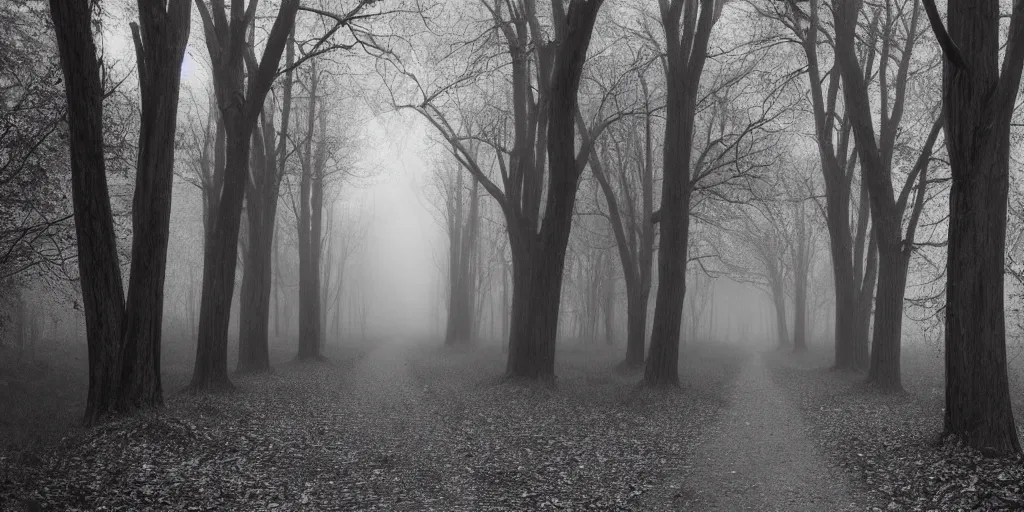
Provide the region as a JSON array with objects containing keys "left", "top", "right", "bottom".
[
  {"left": 865, "top": 246, "right": 905, "bottom": 389},
  {"left": 192, "top": 0, "right": 299, "bottom": 390},
  {"left": 238, "top": 32, "right": 292, "bottom": 373},
  {"left": 297, "top": 63, "right": 319, "bottom": 360},
  {"left": 50, "top": 0, "right": 127, "bottom": 423},
  {"left": 602, "top": 261, "right": 614, "bottom": 346},
  {"left": 933, "top": 0, "right": 1024, "bottom": 456},
  {"left": 118, "top": 4, "right": 191, "bottom": 408},
  {"left": 645, "top": 0, "right": 718, "bottom": 387},
  {"left": 770, "top": 279, "right": 789, "bottom": 349},
  {"left": 193, "top": 122, "right": 250, "bottom": 389},
  {"left": 503, "top": 0, "right": 604, "bottom": 378},
  {"left": 623, "top": 280, "right": 647, "bottom": 368}
]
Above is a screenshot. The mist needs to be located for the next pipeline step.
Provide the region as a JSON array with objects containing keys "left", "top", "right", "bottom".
[{"left": 2, "top": 0, "right": 1024, "bottom": 510}]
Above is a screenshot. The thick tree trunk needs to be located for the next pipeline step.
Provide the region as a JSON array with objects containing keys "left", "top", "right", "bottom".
[
  {"left": 503, "top": 0, "right": 603, "bottom": 379},
  {"left": 623, "top": 280, "right": 647, "bottom": 368},
  {"left": 238, "top": 33, "right": 292, "bottom": 373},
  {"left": 944, "top": 147, "right": 1020, "bottom": 454},
  {"left": 193, "top": 123, "right": 249, "bottom": 389},
  {"left": 645, "top": 0, "right": 717, "bottom": 387},
  {"left": 865, "top": 246, "right": 905, "bottom": 389},
  {"left": 935, "top": 0, "right": 1024, "bottom": 456},
  {"left": 192, "top": 0, "right": 298, "bottom": 390},
  {"left": 51, "top": 0, "right": 189, "bottom": 420},
  {"left": 118, "top": 5, "right": 191, "bottom": 408},
  {"left": 50, "top": 0, "right": 127, "bottom": 423}
]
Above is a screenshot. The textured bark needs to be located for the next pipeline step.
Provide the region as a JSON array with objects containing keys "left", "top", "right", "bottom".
[
  {"left": 51, "top": 0, "right": 190, "bottom": 421},
  {"left": 118, "top": 1, "right": 192, "bottom": 408},
  {"left": 504, "top": 0, "right": 604, "bottom": 379},
  {"left": 192, "top": 0, "right": 300, "bottom": 390},
  {"left": 933, "top": 0, "right": 1024, "bottom": 455},
  {"left": 50, "top": 0, "right": 126, "bottom": 423},
  {"left": 645, "top": 0, "right": 720, "bottom": 387},
  {"left": 238, "top": 32, "right": 293, "bottom": 373}
]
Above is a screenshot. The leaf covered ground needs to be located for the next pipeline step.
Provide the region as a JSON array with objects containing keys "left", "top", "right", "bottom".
[
  {"left": 0, "top": 340, "right": 746, "bottom": 511},
  {"left": 765, "top": 350, "right": 1024, "bottom": 512}
]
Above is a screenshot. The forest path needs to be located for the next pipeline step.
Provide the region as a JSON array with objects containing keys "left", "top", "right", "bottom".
[
  {"left": 655, "top": 352, "right": 861, "bottom": 511},
  {"left": 328, "top": 337, "right": 475, "bottom": 509}
]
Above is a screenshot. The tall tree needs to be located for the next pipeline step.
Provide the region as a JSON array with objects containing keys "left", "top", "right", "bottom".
[
  {"left": 390, "top": 0, "right": 606, "bottom": 378},
  {"left": 789, "top": 197, "right": 815, "bottom": 353},
  {"left": 832, "top": 0, "right": 944, "bottom": 390},
  {"left": 645, "top": 0, "right": 724, "bottom": 386},
  {"left": 580, "top": 67, "right": 657, "bottom": 369},
  {"left": 191, "top": 0, "right": 301, "bottom": 389},
  {"left": 765, "top": 0, "right": 877, "bottom": 371},
  {"left": 49, "top": 0, "right": 191, "bottom": 422},
  {"left": 924, "top": 0, "right": 1024, "bottom": 455},
  {"left": 443, "top": 162, "right": 481, "bottom": 346},
  {"left": 237, "top": 30, "right": 296, "bottom": 373}
]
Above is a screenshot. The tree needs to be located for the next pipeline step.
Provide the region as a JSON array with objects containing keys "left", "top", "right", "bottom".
[
  {"left": 387, "top": 0, "right": 606, "bottom": 378},
  {"left": 924, "top": 0, "right": 1024, "bottom": 455},
  {"left": 764, "top": 0, "right": 878, "bottom": 371},
  {"left": 49, "top": 0, "right": 191, "bottom": 422},
  {"left": 832, "top": 0, "right": 944, "bottom": 390},
  {"left": 295, "top": 60, "right": 328, "bottom": 360},
  {"left": 441, "top": 159, "right": 481, "bottom": 346},
  {"left": 789, "top": 196, "right": 816, "bottom": 352},
  {"left": 191, "top": 0, "right": 302, "bottom": 389},
  {"left": 644, "top": 0, "right": 725, "bottom": 386},
  {"left": 731, "top": 199, "right": 793, "bottom": 349},
  {"left": 579, "top": 55, "right": 657, "bottom": 368},
  {"left": 237, "top": 30, "right": 296, "bottom": 373}
]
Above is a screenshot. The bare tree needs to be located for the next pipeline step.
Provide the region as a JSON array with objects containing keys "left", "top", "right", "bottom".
[
  {"left": 924, "top": 0, "right": 1024, "bottom": 455},
  {"left": 49, "top": 0, "right": 191, "bottom": 422},
  {"left": 832, "top": 0, "right": 944, "bottom": 390},
  {"left": 644, "top": 0, "right": 725, "bottom": 386},
  {"left": 386, "top": 0, "right": 606, "bottom": 378}
]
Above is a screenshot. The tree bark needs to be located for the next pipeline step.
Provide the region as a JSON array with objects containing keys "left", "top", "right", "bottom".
[
  {"left": 504, "top": 0, "right": 604, "bottom": 378},
  {"left": 238, "top": 31, "right": 293, "bottom": 373},
  {"left": 191, "top": 0, "right": 300, "bottom": 390},
  {"left": 50, "top": 0, "right": 127, "bottom": 422},
  {"left": 932, "top": 0, "right": 1024, "bottom": 456},
  {"left": 645, "top": 0, "right": 720, "bottom": 387},
  {"left": 51, "top": 0, "right": 190, "bottom": 420}
]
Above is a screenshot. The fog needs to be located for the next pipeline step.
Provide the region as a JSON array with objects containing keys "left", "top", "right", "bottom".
[{"left": 5, "top": 0, "right": 1024, "bottom": 510}]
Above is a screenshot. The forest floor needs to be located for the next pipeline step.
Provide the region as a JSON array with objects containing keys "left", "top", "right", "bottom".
[
  {"left": 1, "top": 338, "right": 745, "bottom": 511},
  {"left": 766, "top": 348, "right": 1024, "bottom": 511},
  {"left": 640, "top": 352, "right": 863, "bottom": 511},
  {"left": 3, "top": 339, "right": 1024, "bottom": 511}
]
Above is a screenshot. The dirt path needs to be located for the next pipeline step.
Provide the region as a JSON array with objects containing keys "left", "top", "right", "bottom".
[{"left": 651, "top": 352, "right": 862, "bottom": 511}]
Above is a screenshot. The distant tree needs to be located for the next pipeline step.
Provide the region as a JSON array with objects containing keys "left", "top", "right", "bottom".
[
  {"left": 924, "top": 0, "right": 1024, "bottom": 455},
  {"left": 49, "top": 0, "right": 191, "bottom": 422},
  {"left": 761, "top": 0, "right": 878, "bottom": 371}
]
